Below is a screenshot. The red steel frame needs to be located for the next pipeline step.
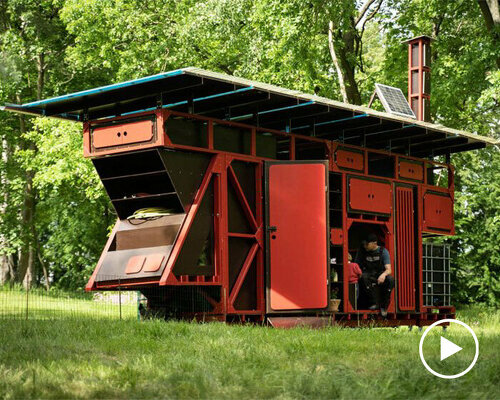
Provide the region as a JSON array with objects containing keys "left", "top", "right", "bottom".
[{"left": 84, "top": 107, "right": 456, "bottom": 325}]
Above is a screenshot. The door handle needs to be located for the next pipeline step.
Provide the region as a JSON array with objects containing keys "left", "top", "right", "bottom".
[{"left": 267, "top": 226, "right": 277, "bottom": 232}]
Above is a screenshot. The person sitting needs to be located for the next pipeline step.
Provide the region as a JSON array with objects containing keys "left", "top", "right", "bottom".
[
  {"left": 348, "top": 252, "right": 362, "bottom": 309},
  {"left": 354, "top": 233, "right": 394, "bottom": 317}
]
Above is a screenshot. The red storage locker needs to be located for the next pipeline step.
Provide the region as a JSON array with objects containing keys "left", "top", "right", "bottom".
[
  {"left": 335, "top": 148, "right": 364, "bottom": 171},
  {"left": 348, "top": 177, "right": 392, "bottom": 215},
  {"left": 399, "top": 159, "right": 424, "bottom": 181},
  {"left": 423, "top": 192, "right": 453, "bottom": 232},
  {"left": 92, "top": 119, "right": 154, "bottom": 149}
]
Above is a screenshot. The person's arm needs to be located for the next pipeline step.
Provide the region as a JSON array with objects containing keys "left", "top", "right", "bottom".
[
  {"left": 377, "top": 249, "right": 392, "bottom": 284},
  {"left": 354, "top": 263, "right": 362, "bottom": 278}
]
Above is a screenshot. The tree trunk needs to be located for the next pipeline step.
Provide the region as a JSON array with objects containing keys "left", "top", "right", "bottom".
[
  {"left": 477, "top": 0, "right": 500, "bottom": 68},
  {"left": 16, "top": 108, "right": 36, "bottom": 288},
  {"left": 328, "top": 21, "right": 362, "bottom": 105},
  {"left": 326, "top": 0, "right": 382, "bottom": 105},
  {"left": 17, "top": 52, "right": 44, "bottom": 289},
  {"left": 329, "top": 21, "right": 349, "bottom": 103},
  {"left": 0, "top": 135, "right": 12, "bottom": 284},
  {"left": 33, "top": 226, "right": 50, "bottom": 290},
  {"left": 336, "top": 33, "right": 362, "bottom": 105}
]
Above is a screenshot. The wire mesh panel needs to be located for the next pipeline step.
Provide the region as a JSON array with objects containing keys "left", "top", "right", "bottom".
[
  {"left": 0, "top": 277, "right": 219, "bottom": 322},
  {"left": 0, "top": 277, "right": 138, "bottom": 321},
  {"left": 422, "top": 243, "right": 451, "bottom": 307}
]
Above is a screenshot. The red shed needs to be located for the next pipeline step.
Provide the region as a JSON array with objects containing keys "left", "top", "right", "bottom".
[{"left": 3, "top": 67, "right": 498, "bottom": 327}]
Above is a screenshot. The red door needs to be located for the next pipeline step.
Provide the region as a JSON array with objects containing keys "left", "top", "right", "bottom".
[
  {"left": 423, "top": 192, "right": 453, "bottom": 232},
  {"left": 265, "top": 161, "right": 328, "bottom": 311}
]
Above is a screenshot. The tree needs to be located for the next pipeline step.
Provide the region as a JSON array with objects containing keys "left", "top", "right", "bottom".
[
  {"left": 0, "top": 0, "right": 74, "bottom": 287},
  {"left": 477, "top": 0, "right": 500, "bottom": 68},
  {"left": 382, "top": 0, "right": 500, "bottom": 305},
  {"left": 314, "top": 0, "right": 382, "bottom": 105}
]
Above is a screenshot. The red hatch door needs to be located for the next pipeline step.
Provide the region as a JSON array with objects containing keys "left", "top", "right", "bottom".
[
  {"left": 91, "top": 118, "right": 155, "bottom": 151},
  {"left": 265, "top": 161, "right": 329, "bottom": 312},
  {"left": 423, "top": 192, "right": 454, "bottom": 232},
  {"left": 349, "top": 177, "right": 392, "bottom": 215}
]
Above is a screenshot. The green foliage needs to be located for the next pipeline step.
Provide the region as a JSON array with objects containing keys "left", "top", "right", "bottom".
[
  {"left": 25, "top": 118, "right": 113, "bottom": 289},
  {"left": 381, "top": 0, "right": 500, "bottom": 306},
  {"left": 452, "top": 147, "right": 500, "bottom": 305}
]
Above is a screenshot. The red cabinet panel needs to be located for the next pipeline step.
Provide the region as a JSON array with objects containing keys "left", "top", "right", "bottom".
[
  {"left": 399, "top": 160, "right": 423, "bottom": 181},
  {"left": 349, "top": 177, "right": 392, "bottom": 215},
  {"left": 336, "top": 149, "right": 364, "bottom": 171},
  {"left": 267, "top": 162, "right": 328, "bottom": 311},
  {"left": 93, "top": 125, "right": 122, "bottom": 148},
  {"left": 121, "top": 120, "right": 154, "bottom": 145},
  {"left": 330, "top": 228, "right": 343, "bottom": 245},
  {"left": 423, "top": 192, "right": 453, "bottom": 231},
  {"left": 92, "top": 119, "right": 153, "bottom": 149}
]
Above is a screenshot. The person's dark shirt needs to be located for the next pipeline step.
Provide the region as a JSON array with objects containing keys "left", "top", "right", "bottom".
[{"left": 354, "top": 246, "right": 390, "bottom": 267}]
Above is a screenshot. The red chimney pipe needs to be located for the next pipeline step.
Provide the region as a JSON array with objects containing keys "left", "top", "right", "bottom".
[{"left": 405, "top": 35, "right": 432, "bottom": 121}]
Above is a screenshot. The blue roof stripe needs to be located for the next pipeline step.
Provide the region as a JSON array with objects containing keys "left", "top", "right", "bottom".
[
  {"left": 21, "top": 69, "right": 185, "bottom": 108},
  {"left": 291, "top": 113, "right": 369, "bottom": 131},
  {"left": 101, "top": 87, "right": 254, "bottom": 119},
  {"left": 193, "top": 86, "right": 254, "bottom": 102},
  {"left": 258, "top": 101, "right": 315, "bottom": 115},
  {"left": 314, "top": 113, "right": 368, "bottom": 127}
]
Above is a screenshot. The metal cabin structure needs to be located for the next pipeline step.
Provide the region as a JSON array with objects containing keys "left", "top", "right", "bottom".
[{"left": 2, "top": 67, "right": 498, "bottom": 327}]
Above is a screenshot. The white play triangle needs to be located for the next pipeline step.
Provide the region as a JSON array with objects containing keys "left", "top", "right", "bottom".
[{"left": 440, "top": 336, "right": 462, "bottom": 361}]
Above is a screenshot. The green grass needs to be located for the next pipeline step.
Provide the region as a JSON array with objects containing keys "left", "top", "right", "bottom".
[{"left": 0, "top": 303, "right": 498, "bottom": 399}]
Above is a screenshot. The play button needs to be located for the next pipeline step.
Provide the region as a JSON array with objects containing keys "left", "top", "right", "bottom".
[
  {"left": 419, "top": 319, "right": 479, "bottom": 379},
  {"left": 440, "top": 336, "right": 462, "bottom": 361}
]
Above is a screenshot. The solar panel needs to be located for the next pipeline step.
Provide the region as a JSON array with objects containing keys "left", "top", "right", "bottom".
[{"left": 374, "top": 83, "right": 416, "bottom": 118}]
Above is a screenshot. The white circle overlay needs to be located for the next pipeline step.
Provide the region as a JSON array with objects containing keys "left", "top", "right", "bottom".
[{"left": 419, "top": 319, "right": 479, "bottom": 379}]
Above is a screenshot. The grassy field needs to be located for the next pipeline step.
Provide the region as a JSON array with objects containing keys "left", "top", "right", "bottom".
[
  {"left": 0, "top": 302, "right": 498, "bottom": 399},
  {"left": 0, "top": 287, "right": 137, "bottom": 320}
]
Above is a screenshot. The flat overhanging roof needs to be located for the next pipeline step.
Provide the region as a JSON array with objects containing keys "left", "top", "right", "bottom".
[{"left": 1, "top": 67, "right": 498, "bottom": 158}]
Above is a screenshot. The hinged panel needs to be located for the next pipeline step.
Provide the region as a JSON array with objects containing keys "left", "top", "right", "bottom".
[
  {"left": 93, "top": 124, "right": 124, "bottom": 148},
  {"left": 121, "top": 119, "right": 154, "bottom": 145},
  {"left": 265, "top": 161, "right": 329, "bottom": 311},
  {"left": 348, "top": 177, "right": 392, "bottom": 215},
  {"left": 336, "top": 149, "right": 364, "bottom": 171},
  {"left": 93, "top": 119, "right": 153, "bottom": 149},
  {"left": 399, "top": 159, "right": 424, "bottom": 181},
  {"left": 423, "top": 192, "right": 453, "bottom": 231}
]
